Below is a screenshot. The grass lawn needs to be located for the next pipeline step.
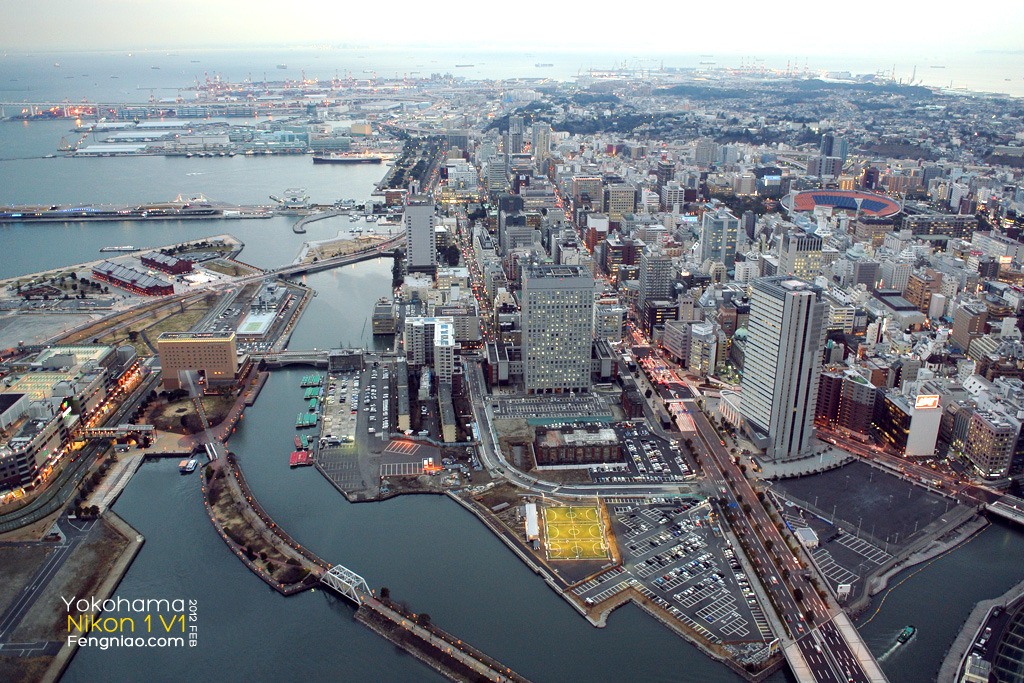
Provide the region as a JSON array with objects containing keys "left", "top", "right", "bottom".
[{"left": 204, "top": 259, "right": 258, "bottom": 277}]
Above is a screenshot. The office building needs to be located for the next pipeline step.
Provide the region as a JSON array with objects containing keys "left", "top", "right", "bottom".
[
  {"left": 741, "top": 277, "right": 827, "bottom": 460},
  {"left": 639, "top": 246, "right": 675, "bottom": 312},
  {"left": 404, "top": 198, "right": 438, "bottom": 273},
  {"left": 594, "top": 300, "right": 627, "bottom": 343},
  {"left": 507, "top": 115, "right": 524, "bottom": 155},
  {"left": 777, "top": 229, "right": 825, "bottom": 279},
  {"left": 879, "top": 261, "right": 912, "bottom": 293},
  {"left": 819, "top": 133, "right": 848, "bottom": 162},
  {"left": 964, "top": 410, "right": 1019, "bottom": 479},
  {"left": 952, "top": 302, "right": 988, "bottom": 352},
  {"left": 875, "top": 392, "right": 942, "bottom": 457},
  {"left": 688, "top": 322, "right": 719, "bottom": 377},
  {"left": 521, "top": 265, "right": 595, "bottom": 394},
  {"left": 700, "top": 209, "right": 739, "bottom": 268},
  {"left": 604, "top": 183, "right": 638, "bottom": 224},
  {"left": 531, "top": 123, "right": 550, "bottom": 168},
  {"left": 655, "top": 159, "right": 675, "bottom": 193}
]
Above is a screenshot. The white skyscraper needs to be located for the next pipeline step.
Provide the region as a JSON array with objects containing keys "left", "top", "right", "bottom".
[
  {"left": 404, "top": 198, "right": 437, "bottom": 273},
  {"left": 741, "top": 277, "right": 827, "bottom": 461},
  {"left": 521, "top": 264, "right": 595, "bottom": 394}
]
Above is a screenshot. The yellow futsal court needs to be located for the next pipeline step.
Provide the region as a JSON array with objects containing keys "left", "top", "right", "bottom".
[{"left": 542, "top": 506, "right": 608, "bottom": 560}]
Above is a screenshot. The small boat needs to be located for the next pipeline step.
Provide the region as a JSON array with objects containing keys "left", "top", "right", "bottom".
[
  {"left": 896, "top": 626, "right": 916, "bottom": 644},
  {"left": 277, "top": 64, "right": 287, "bottom": 70},
  {"left": 179, "top": 458, "right": 198, "bottom": 474}
]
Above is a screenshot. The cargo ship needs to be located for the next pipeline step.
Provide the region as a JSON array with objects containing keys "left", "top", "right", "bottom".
[
  {"left": 99, "top": 245, "right": 139, "bottom": 253},
  {"left": 312, "top": 152, "right": 384, "bottom": 165},
  {"left": 896, "top": 625, "right": 916, "bottom": 644}
]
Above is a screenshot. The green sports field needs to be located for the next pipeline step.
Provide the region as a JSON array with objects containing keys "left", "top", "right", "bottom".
[{"left": 543, "top": 506, "right": 608, "bottom": 560}]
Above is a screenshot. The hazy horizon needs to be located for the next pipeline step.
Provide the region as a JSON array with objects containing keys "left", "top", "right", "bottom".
[{"left": 4, "top": 0, "right": 1024, "bottom": 57}]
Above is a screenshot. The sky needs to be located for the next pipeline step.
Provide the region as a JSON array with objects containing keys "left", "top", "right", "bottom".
[{"left": 4, "top": 0, "right": 1024, "bottom": 57}]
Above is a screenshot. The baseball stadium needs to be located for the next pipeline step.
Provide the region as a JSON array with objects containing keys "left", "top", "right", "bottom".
[{"left": 782, "top": 189, "right": 902, "bottom": 218}]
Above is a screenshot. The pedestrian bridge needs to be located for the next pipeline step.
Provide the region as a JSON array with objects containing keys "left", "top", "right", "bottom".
[
  {"left": 321, "top": 565, "right": 371, "bottom": 605},
  {"left": 79, "top": 424, "right": 154, "bottom": 439}
]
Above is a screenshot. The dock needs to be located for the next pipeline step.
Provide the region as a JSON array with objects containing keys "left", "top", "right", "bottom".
[
  {"left": 295, "top": 413, "right": 318, "bottom": 429},
  {"left": 289, "top": 450, "right": 313, "bottom": 467}
]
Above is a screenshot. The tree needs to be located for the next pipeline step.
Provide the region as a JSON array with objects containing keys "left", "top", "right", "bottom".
[
  {"left": 416, "top": 613, "right": 431, "bottom": 627},
  {"left": 380, "top": 586, "right": 391, "bottom": 601},
  {"left": 441, "top": 244, "right": 460, "bottom": 267},
  {"left": 793, "top": 588, "right": 804, "bottom": 602}
]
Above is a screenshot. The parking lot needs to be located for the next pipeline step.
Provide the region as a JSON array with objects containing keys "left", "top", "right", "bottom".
[
  {"left": 494, "top": 395, "right": 612, "bottom": 421},
  {"left": 773, "top": 460, "right": 963, "bottom": 552},
  {"left": 314, "top": 363, "right": 393, "bottom": 497},
  {"left": 573, "top": 502, "right": 773, "bottom": 645},
  {"left": 769, "top": 488, "right": 894, "bottom": 599},
  {"left": 587, "top": 424, "right": 696, "bottom": 485}
]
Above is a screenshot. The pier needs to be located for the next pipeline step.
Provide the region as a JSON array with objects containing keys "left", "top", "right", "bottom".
[{"left": 292, "top": 209, "right": 351, "bottom": 234}]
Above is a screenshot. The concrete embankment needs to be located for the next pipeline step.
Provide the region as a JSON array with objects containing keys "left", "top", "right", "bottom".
[
  {"left": 41, "top": 512, "right": 144, "bottom": 683},
  {"left": 355, "top": 598, "right": 530, "bottom": 683},
  {"left": 938, "top": 576, "right": 1024, "bottom": 682}
]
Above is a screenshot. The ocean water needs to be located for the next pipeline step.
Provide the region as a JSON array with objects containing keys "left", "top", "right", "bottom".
[{"left": 1, "top": 48, "right": 1022, "bottom": 105}]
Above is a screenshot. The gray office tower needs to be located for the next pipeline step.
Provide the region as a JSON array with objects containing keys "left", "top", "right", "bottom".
[
  {"left": 507, "top": 116, "right": 525, "bottom": 155},
  {"left": 700, "top": 209, "right": 739, "bottom": 268},
  {"left": 521, "top": 264, "right": 595, "bottom": 394},
  {"left": 741, "top": 277, "right": 827, "bottom": 461},
  {"left": 819, "top": 133, "right": 848, "bottom": 163}
]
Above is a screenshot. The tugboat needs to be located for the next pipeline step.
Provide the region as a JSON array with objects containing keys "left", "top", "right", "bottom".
[{"left": 896, "top": 625, "right": 916, "bottom": 645}]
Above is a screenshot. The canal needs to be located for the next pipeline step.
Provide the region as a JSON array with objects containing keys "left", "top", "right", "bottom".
[{"left": 6, "top": 116, "right": 1022, "bottom": 683}]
